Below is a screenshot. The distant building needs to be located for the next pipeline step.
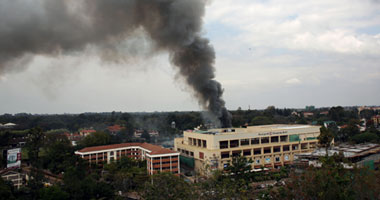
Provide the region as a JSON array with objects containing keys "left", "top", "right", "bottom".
[
  {"left": 63, "top": 132, "right": 83, "bottom": 146},
  {"left": 75, "top": 143, "right": 180, "bottom": 175},
  {"left": 0, "top": 170, "right": 26, "bottom": 189},
  {"left": 295, "top": 143, "right": 380, "bottom": 170},
  {"left": 303, "top": 112, "right": 314, "bottom": 118},
  {"left": 175, "top": 124, "right": 321, "bottom": 175},
  {"left": 134, "top": 130, "right": 143, "bottom": 138},
  {"left": 372, "top": 115, "right": 380, "bottom": 127},
  {"left": 323, "top": 121, "right": 336, "bottom": 128},
  {"left": 149, "top": 130, "right": 159, "bottom": 137},
  {"left": 291, "top": 111, "right": 300, "bottom": 117},
  {"left": 171, "top": 121, "right": 176, "bottom": 129},
  {"left": 107, "top": 125, "right": 122, "bottom": 135},
  {"left": 79, "top": 129, "right": 96, "bottom": 137},
  {"left": 319, "top": 111, "right": 329, "bottom": 115},
  {"left": 305, "top": 105, "right": 315, "bottom": 111},
  {"left": 0, "top": 123, "right": 17, "bottom": 129}
]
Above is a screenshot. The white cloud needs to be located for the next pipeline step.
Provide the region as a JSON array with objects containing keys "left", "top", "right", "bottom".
[
  {"left": 206, "top": 0, "right": 380, "bottom": 55},
  {"left": 285, "top": 78, "right": 301, "bottom": 85}
]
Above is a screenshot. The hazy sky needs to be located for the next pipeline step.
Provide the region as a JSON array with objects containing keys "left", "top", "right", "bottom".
[{"left": 1, "top": 0, "right": 379, "bottom": 114}]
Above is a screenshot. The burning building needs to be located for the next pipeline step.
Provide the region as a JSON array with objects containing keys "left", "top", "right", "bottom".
[{"left": 175, "top": 124, "right": 321, "bottom": 175}]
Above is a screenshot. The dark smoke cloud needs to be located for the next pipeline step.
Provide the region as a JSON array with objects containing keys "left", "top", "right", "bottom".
[{"left": 0, "top": 0, "right": 231, "bottom": 127}]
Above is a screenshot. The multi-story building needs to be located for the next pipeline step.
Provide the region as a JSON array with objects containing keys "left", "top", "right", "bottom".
[
  {"left": 75, "top": 143, "right": 180, "bottom": 175},
  {"left": 175, "top": 124, "right": 321, "bottom": 175}
]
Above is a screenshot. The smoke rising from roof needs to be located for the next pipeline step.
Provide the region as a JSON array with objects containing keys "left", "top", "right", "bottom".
[{"left": 0, "top": 0, "right": 231, "bottom": 127}]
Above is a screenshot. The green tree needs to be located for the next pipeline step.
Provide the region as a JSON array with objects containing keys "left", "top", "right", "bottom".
[
  {"left": 142, "top": 173, "right": 194, "bottom": 200},
  {"left": 141, "top": 130, "right": 151, "bottom": 143},
  {"left": 251, "top": 116, "right": 273, "bottom": 125},
  {"left": 38, "top": 186, "right": 69, "bottom": 200},
  {"left": 77, "top": 131, "right": 111, "bottom": 148},
  {"left": 225, "top": 155, "right": 253, "bottom": 191},
  {"left": 318, "top": 126, "right": 334, "bottom": 155},
  {"left": 272, "top": 155, "right": 380, "bottom": 200},
  {"left": 351, "top": 132, "right": 379, "bottom": 144},
  {"left": 0, "top": 177, "right": 15, "bottom": 200},
  {"left": 103, "top": 157, "right": 148, "bottom": 193},
  {"left": 42, "top": 135, "right": 74, "bottom": 174},
  {"left": 26, "top": 127, "right": 45, "bottom": 167},
  {"left": 337, "top": 120, "right": 360, "bottom": 142}
]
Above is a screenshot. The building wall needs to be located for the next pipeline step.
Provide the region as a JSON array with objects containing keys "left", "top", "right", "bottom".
[
  {"left": 175, "top": 125, "right": 320, "bottom": 175},
  {"left": 146, "top": 155, "right": 180, "bottom": 175},
  {"left": 76, "top": 146, "right": 180, "bottom": 175}
]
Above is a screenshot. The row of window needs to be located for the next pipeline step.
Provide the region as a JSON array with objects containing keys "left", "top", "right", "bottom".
[
  {"left": 220, "top": 143, "right": 315, "bottom": 159},
  {"left": 187, "top": 137, "right": 207, "bottom": 148},
  {"left": 220, "top": 135, "right": 308, "bottom": 149},
  {"left": 177, "top": 148, "right": 194, "bottom": 157},
  {"left": 223, "top": 155, "right": 292, "bottom": 168},
  {"left": 152, "top": 156, "right": 179, "bottom": 161},
  {"left": 152, "top": 166, "right": 178, "bottom": 170}
]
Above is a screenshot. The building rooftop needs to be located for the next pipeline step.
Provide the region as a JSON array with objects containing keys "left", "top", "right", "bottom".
[
  {"left": 297, "top": 143, "right": 380, "bottom": 158},
  {"left": 77, "top": 142, "right": 176, "bottom": 155},
  {"left": 187, "top": 124, "right": 319, "bottom": 135}
]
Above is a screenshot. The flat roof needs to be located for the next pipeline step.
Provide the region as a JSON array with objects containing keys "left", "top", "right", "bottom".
[
  {"left": 187, "top": 124, "right": 320, "bottom": 135},
  {"left": 296, "top": 143, "right": 380, "bottom": 158},
  {"left": 77, "top": 142, "right": 177, "bottom": 155}
]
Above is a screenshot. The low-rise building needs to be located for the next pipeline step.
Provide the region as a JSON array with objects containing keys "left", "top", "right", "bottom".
[
  {"left": 75, "top": 143, "right": 180, "bottom": 175},
  {"left": 295, "top": 143, "right": 380, "bottom": 169},
  {"left": 0, "top": 170, "right": 25, "bottom": 189},
  {"left": 79, "top": 129, "right": 96, "bottom": 136},
  {"left": 371, "top": 115, "right": 380, "bottom": 127},
  {"left": 107, "top": 125, "right": 122, "bottom": 135},
  {"left": 175, "top": 124, "right": 321, "bottom": 175}
]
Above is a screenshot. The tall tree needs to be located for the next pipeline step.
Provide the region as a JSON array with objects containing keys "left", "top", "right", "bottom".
[
  {"left": 318, "top": 126, "right": 334, "bottom": 155},
  {"left": 26, "top": 127, "right": 45, "bottom": 167}
]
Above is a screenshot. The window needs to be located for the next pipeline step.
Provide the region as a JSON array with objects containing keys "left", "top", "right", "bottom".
[
  {"left": 220, "top": 141, "right": 228, "bottom": 149},
  {"left": 230, "top": 140, "right": 239, "bottom": 148},
  {"left": 232, "top": 150, "right": 241, "bottom": 157},
  {"left": 271, "top": 136, "right": 279, "bottom": 143},
  {"left": 190, "top": 152, "right": 194, "bottom": 157},
  {"left": 177, "top": 148, "right": 181, "bottom": 152},
  {"left": 256, "top": 159, "right": 261, "bottom": 164},
  {"left": 197, "top": 139, "right": 202, "bottom": 147},
  {"left": 275, "top": 157, "right": 280, "bottom": 162},
  {"left": 221, "top": 152, "right": 230, "bottom": 159},
  {"left": 243, "top": 150, "right": 251, "bottom": 156},
  {"left": 202, "top": 140, "right": 207, "bottom": 148},
  {"left": 264, "top": 147, "right": 271, "bottom": 154},
  {"left": 199, "top": 152, "right": 204, "bottom": 159},
  {"left": 273, "top": 146, "right": 281, "bottom": 153},
  {"left": 283, "top": 145, "right": 290, "bottom": 151},
  {"left": 261, "top": 137, "right": 269, "bottom": 144},
  {"left": 188, "top": 138, "right": 193, "bottom": 145},
  {"left": 280, "top": 135, "right": 288, "bottom": 142},
  {"left": 241, "top": 139, "right": 250, "bottom": 146},
  {"left": 254, "top": 148, "right": 261, "bottom": 155},
  {"left": 292, "top": 144, "right": 299, "bottom": 150},
  {"left": 301, "top": 143, "right": 308, "bottom": 149},
  {"left": 110, "top": 151, "right": 114, "bottom": 156},
  {"left": 251, "top": 138, "right": 260, "bottom": 145}
]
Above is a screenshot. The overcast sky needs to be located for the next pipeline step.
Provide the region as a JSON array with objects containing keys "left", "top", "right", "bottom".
[{"left": 0, "top": 0, "right": 379, "bottom": 114}]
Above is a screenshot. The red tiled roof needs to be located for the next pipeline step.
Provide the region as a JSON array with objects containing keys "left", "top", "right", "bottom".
[
  {"left": 77, "top": 142, "right": 176, "bottom": 155},
  {"left": 108, "top": 125, "right": 122, "bottom": 132},
  {"left": 80, "top": 129, "right": 96, "bottom": 133}
]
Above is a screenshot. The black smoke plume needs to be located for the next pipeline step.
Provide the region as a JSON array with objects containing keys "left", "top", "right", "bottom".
[{"left": 0, "top": 0, "right": 231, "bottom": 127}]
